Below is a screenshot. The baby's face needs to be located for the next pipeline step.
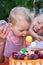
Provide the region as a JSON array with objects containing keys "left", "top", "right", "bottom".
[
  {"left": 11, "top": 18, "right": 30, "bottom": 37},
  {"left": 32, "top": 16, "right": 43, "bottom": 34}
]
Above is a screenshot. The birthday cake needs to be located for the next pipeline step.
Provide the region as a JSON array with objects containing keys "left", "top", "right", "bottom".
[
  {"left": 9, "top": 49, "right": 43, "bottom": 65},
  {"left": 9, "top": 36, "right": 43, "bottom": 65}
]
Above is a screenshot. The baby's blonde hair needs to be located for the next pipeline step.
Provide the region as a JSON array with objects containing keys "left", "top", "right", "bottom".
[{"left": 8, "top": 7, "right": 32, "bottom": 25}]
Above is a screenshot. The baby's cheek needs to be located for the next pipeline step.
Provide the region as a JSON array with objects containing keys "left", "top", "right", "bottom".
[{"left": 37, "top": 29, "right": 43, "bottom": 34}]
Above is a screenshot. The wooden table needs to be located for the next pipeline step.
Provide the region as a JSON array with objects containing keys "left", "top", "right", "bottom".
[{"left": 0, "top": 62, "right": 9, "bottom": 65}]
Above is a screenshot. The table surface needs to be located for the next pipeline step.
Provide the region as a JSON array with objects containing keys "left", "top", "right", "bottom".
[{"left": 0, "top": 62, "right": 9, "bottom": 65}]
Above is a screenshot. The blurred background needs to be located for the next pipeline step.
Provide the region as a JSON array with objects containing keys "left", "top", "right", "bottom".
[{"left": 0, "top": 0, "right": 43, "bottom": 20}]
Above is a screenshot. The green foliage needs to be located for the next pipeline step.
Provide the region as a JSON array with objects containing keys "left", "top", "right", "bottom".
[
  {"left": 39, "top": 0, "right": 43, "bottom": 8},
  {"left": 0, "top": 0, "right": 34, "bottom": 20},
  {"left": 0, "top": 0, "right": 43, "bottom": 20},
  {"left": 0, "top": 0, "right": 16, "bottom": 20}
]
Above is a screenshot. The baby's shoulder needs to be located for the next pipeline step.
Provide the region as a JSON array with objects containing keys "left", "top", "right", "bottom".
[
  {"left": 6, "top": 30, "right": 20, "bottom": 44},
  {"left": 7, "top": 30, "right": 18, "bottom": 40}
]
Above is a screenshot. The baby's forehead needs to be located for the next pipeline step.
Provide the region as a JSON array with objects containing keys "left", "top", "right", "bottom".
[{"left": 34, "top": 15, "right": 43, "bottom": 22}]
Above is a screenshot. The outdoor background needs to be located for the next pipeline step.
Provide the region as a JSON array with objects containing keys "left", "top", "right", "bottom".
[{"left": 0, "top": 0, "right": 43, "bottom": 20}]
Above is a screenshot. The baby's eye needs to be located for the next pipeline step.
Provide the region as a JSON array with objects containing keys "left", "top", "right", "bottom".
[
  {"left": 19, "top": 30, "right": 24, "bottom": 32},
  {"left": 19, "top": 29, "right": 29, "bottom": 32}
]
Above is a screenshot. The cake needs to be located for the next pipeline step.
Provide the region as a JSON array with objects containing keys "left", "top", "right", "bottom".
[
  {"left": 9, "top": 36, "right": 43, "bottom": 65},
  {"left": 9, "top": 49, "right": 43, "bottom": 65}
]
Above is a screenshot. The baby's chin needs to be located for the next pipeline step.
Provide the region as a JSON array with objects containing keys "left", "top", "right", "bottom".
[{"left": 34, "top": 30, "right": 40, "bottom": 34}]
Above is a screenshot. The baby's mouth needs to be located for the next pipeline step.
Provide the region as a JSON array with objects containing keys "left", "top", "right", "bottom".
[
  {"left": 33, "top": 26, "right": 38, "bottom": 33},
  {"left": 22, "top": 34, "right": 26, "bottom": 37}
]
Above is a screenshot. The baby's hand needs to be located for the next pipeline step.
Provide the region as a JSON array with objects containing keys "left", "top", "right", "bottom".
[
  {"left": 0, "top": 25, "right": 9, "bottom": 41},
  {"left": 36, "top": 36, "right": 43, "bottom": 41}
]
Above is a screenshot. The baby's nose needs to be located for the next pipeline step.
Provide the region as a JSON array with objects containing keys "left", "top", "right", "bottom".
[{"left": 23, "top": 31, "right": 27, "bottom": 36}]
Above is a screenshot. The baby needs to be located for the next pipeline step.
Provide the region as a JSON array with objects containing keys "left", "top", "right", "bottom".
[
  {"left": 29, "top": 14, "right": 43, "bottom": 41},
  {"left": 28, "top": 14, "right": 43, "bottom": 51},
  {"left": 4, "top": 7, "right": 32, "bottom": 61}
]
